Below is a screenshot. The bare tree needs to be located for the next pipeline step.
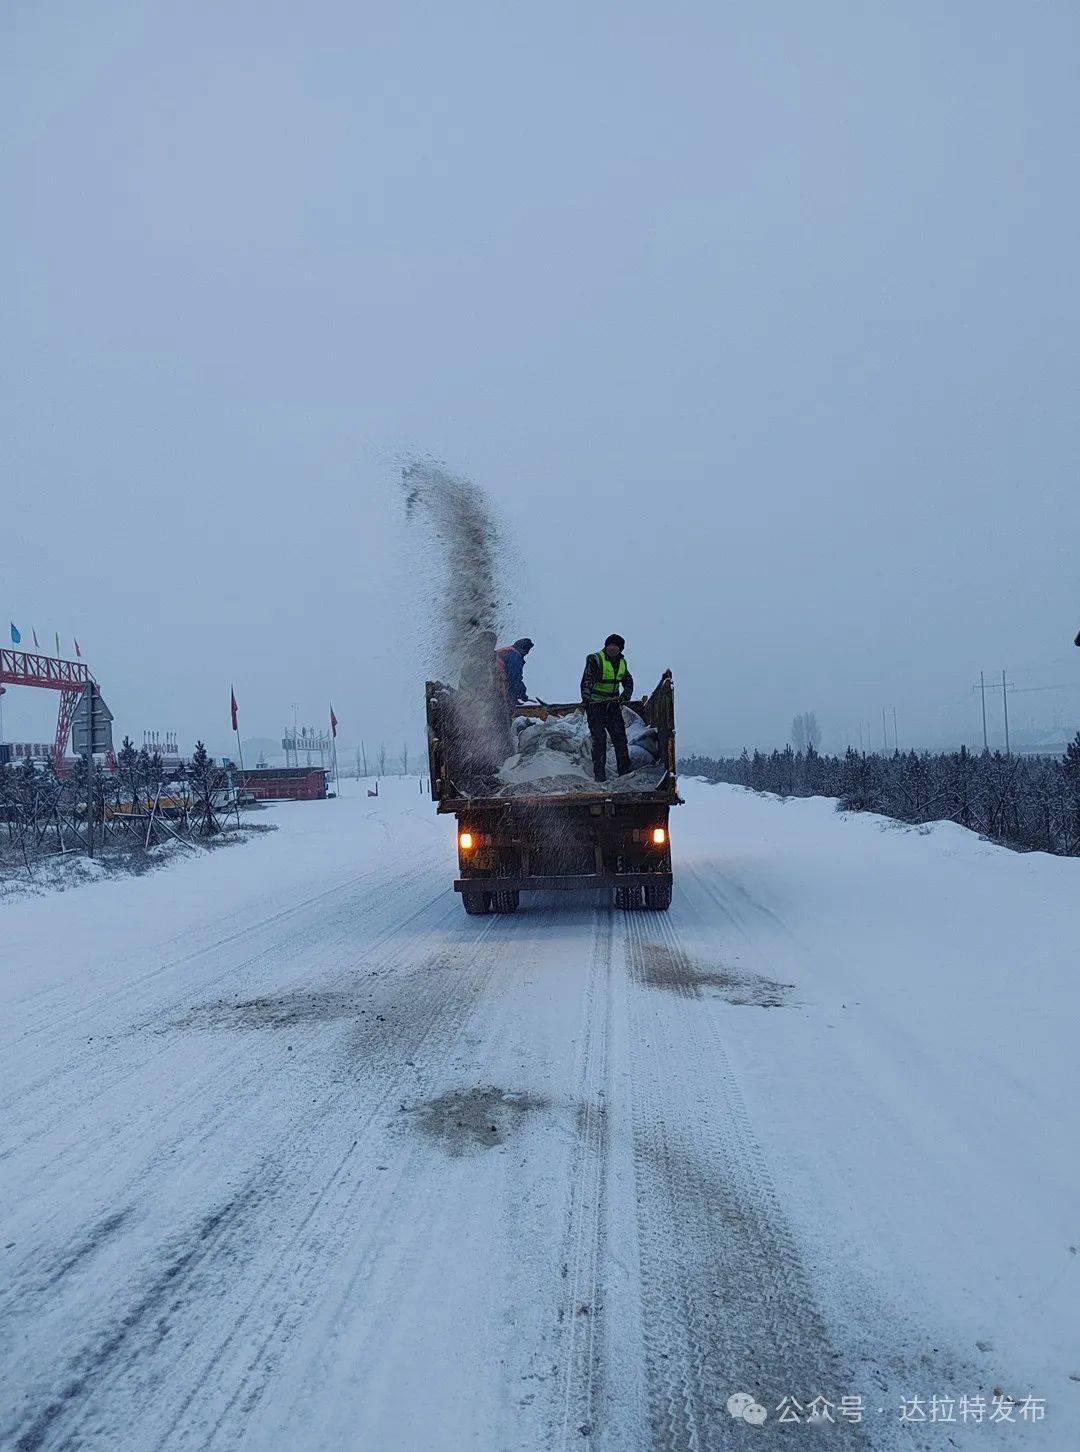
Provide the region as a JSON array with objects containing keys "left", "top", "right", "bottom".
[
  {"left": 377, "top": 743, "right": 387, "bottom": 776},
  {"left": 791, "top": 711, "right": 821, "bottom": 753}
]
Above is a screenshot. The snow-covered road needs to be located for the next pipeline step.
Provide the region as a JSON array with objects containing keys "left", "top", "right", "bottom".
[{"left": 2, "top": 779, "right": 1075, "bottom": 1450}]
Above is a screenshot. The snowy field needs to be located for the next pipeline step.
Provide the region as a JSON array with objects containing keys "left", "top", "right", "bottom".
[{"left": 1, "top": 777, "right": 1076, "bottom": 1450}]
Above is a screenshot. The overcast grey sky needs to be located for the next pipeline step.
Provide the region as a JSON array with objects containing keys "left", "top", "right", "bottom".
[{"left": 4, "top": 0, "right": 1079, "bottom": 759}]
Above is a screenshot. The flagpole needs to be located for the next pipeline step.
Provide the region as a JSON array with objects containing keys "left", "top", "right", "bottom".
[
  {"left": 329, "top": 704, "right": 341, "bottom": 796},
  {"left": 230, "top": 686, "right": 245, "bottom": 778}
]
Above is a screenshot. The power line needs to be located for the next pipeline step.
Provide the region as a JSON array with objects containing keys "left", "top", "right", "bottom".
[{"left": 1006, "top": 681, "right": 1080, "bottom": 694}]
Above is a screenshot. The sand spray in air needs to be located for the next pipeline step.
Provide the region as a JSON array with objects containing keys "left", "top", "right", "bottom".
[
  {"left": 400, "top": 458, "right": 510, "bottom": 682},
  {"left": 400, "top": 458, "right": 516, "bottom": 780}
]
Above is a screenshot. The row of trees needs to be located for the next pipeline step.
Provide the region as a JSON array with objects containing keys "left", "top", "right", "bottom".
[
  {"left": 790, "top": 711, "right": 822, "bottom": 753},
  {"left": 679, "top": 738, "right": 1080, "bottom": 857},
  {"left": 1, "top": 737, "right": 236, "bottom": 875},
  {"left": 348, "top": 744, "right": 420, "bottom": 778}
]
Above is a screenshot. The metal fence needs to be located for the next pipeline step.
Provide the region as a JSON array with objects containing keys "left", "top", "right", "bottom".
[{"left": 0, "top": 740, "right": 241, "bottom": 874}]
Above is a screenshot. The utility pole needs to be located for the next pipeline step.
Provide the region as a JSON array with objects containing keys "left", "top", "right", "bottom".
[
  {"left": 882, "top": 706, "right": 888, "bottom": 753},
  {"left": 1002, "top": 668, "right": 1010, "bottom": 755},
  {"left": 892, "top": 706, "right": 899, "bottom": 752},
  {"left": 980, "top": 671, "right": 988, "bottom": 751}
]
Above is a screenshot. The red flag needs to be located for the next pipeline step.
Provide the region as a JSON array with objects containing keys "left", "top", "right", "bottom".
[
  {"left": 230, "top": 687, "right": 238, "bottom": 732},
  {"left": 330, "top": 703, "right": 338, "bottom": 739},
  {"left": 74, "top": 637, "right": 82, "bottom": 658}
]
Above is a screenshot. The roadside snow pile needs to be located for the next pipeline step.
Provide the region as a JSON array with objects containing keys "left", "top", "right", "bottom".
[
  {"left": 496, "top": 707, "right": 665, "bottom": 795},
  {"left": 0, "top": 826, "right": 277, "bottom": 905},
  {"left": 0, "top": 852, "right": 112, "bottom": 903}
]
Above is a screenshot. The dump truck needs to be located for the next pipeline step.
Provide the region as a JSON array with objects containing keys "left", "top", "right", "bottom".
[{"left": 425, "top": 671, "right": 679, "bottom": 914}]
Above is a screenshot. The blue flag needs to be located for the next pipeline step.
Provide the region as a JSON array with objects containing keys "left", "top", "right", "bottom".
[{"left": 9, "top": 622, "right": 20, "bottom": 645}]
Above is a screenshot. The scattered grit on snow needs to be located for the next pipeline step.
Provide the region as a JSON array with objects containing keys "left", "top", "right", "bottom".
[
  {"left": 494, "top": 706, "right": 665, "bottom": 795},
  {"left": 1, "top": 776, "right": 1076, "bottom": 1449}
]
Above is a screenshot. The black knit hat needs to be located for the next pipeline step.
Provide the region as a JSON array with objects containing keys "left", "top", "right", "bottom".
[
  {"left": 604, "top": 634, "right": 625, "bottom": 650},
  {"left": 513, "top": 637, "right": 534, "bottom": 653}
]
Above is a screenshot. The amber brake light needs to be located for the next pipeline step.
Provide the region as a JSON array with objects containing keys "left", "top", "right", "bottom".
[
  {"left": 459, "top": 831, "right": 474, "bottom": 850},
  {"left": 651, "top": 827, "right": 667, "bottom": 845}
]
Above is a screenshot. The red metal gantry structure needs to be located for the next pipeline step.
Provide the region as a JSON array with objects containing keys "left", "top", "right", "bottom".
[{"left": 0, "top": 647, "right": 98, "bottom": 771}]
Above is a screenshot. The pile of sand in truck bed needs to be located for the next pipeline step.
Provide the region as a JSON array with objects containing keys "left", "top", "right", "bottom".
[{"left": 494, "top": 707, "right": 665, "bottom": 796}]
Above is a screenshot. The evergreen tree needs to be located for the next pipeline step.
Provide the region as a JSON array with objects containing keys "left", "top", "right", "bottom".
[{"left": 188, "top": 741, "right": 224, "bottom": 836}]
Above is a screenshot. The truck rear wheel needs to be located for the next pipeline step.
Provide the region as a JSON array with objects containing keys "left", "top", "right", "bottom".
[
  {"left": 492, "top": 891, "right": 519, "bottom": 913},
  {"left": 614, "top": 885, "right": 643, "bottom": 910},
  {"left": 644, "top": 881, "right": 673, "bottom": 911},
  {"left": 462, "top": 889, "right": 490, "bottom": 916}
]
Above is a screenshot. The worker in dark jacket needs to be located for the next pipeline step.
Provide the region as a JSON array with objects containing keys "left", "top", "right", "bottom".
[
  {"left": 581, "top": 634, "right": 635, "bottom": 782},
  {"left": 495, "top": 638, "right": 534, "bottom": 706}
]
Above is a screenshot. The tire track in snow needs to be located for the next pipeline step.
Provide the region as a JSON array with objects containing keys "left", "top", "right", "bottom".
[
  {"left": 3, "top": 1175, "right": 281, "bottom": 1452},
  {"left": 0, "top": 864, "right": 453, "bottom": 1302},
  {"left": 0, "top": 854, "right": 445, "bottom": 1178},
  {"left": 0, "top": 844, "right": 438, "bottom": 1105},
  {"left": 622, "top": 905, "right": 869, "bottom": 1449},
  {"left": 0, "top": 887, "right": 458, "bottom": 1329},
  {"left": 682, "top": 862, "right": 804, "bottom": 974},
  {"left": 197, "top": 919, "right": 543, "bottom": 1451},
  {"left": 153, "top": 914, "right": 507, "bottom": 1451},
  {"left": 2, "top": 903, "right": 500, "bottom": 1451},
  {"left": 555, "top": 907, "right": 614, "bottom": 1448}
]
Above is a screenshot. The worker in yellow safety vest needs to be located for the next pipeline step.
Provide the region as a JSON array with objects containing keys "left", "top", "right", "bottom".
[{"left": 580, "top": 634, "right": 635, "bottom": 782}]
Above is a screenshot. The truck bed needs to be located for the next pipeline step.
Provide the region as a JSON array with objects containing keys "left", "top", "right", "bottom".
[{"left": 426, "top": 673, "right": 678, "bottom": 810}]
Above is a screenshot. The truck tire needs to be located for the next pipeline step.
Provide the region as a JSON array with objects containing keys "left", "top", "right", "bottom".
[
  {"left": 644, "top": 881, "right": 673, "bottom": 911},
  {"left": 614, "top": 885, "right": 643, "bottom": 910},
  {"left": 462, "top": 889, "right": 490, "bottom": 916},
  {"left": 492, "top": 891, "right": 519, "bottom": 913}
]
